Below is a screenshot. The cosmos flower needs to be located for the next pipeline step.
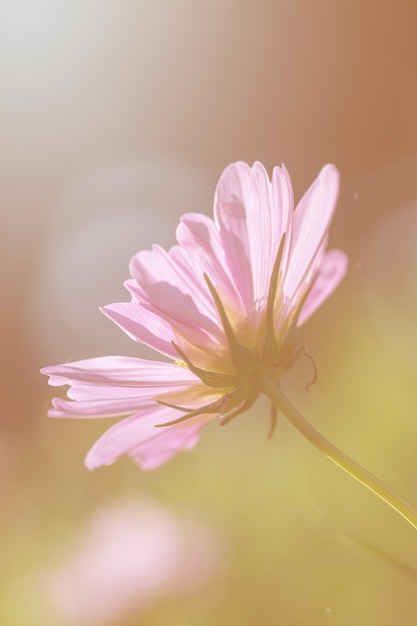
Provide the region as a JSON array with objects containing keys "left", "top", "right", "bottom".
[
  {"left": 41, "top": 160, "right": 417, "bottom": 531},
  {"left": 39, "top": 497, "right": 225, "bottom": 625},
  {"left": 42, "top": 161, "right": 346, "bottom": 470}
]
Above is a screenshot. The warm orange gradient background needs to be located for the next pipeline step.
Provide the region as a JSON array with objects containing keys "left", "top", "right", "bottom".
[{"left": 1, "top": 2, "right": 417, "bottom": 624}]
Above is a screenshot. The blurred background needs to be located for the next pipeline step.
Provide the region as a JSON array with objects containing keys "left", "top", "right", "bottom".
[{"left": 1, "top": 1, "right": 417, "bottom": 624}]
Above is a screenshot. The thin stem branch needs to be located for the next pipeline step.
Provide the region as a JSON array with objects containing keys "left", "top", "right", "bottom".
[{"left": 259, "top": 376, "right": 417, "bottom": 531}]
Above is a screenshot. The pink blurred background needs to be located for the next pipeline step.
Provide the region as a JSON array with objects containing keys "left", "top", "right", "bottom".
[{"left": 1, "top": 2, "right": 417, "bottom": 624}]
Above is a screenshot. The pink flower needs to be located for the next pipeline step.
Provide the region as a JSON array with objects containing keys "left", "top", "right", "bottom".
[
  {"left": 42, "top": 161, "right": 347, "bottom": 471},
  {"left": 40, "top": 497, "right": 225, "bottom": 625}
]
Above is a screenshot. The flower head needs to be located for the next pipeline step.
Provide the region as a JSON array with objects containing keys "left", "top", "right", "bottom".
[{"left": 42, "top": 161, "right": 347, "bottom": 471}]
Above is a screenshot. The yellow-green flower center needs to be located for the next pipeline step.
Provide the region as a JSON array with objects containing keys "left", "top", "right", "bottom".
[{"left": 155, "top": 235, "right": 311, "bottom": 430}]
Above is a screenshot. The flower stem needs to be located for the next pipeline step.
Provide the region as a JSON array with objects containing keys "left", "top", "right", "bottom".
[{"left": 259, "top": 376, "right": 417, "bottom": 531}]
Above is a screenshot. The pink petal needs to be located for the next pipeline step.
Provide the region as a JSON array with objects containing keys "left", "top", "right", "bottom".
[
  {"left": 214, "top": 162, "right": 294, "bottom": 316},
  {"left": 298, "top": 249, "right": 348, "bottom": 326},
  {"left": 246, "top": 163, "right": 293, "bottom": 302},
  {"left": 49, "top": 396, "right": 154, "bottom": 418},
  {"left": 101, "top": 300, "right": 178, "bottom": 359},
  {"left": 271, "top": 164, "right": 294, "bottom": 277},
  {"left": 128, "top": 244, "right": 222, "bottom": 345},
  {"left": 129, "top": 423, "right": 203, "bottom": 471},
  {"left": 176, "top": 213, "right": 242, "bottom": 306},
  {"left": 41, "top": 356, "right": 196, "bottom": 388},
  {"left": 284, "top": 164, "right": 340, "bottom": 301},
  {"left": 213, "top": 162, "right": 257, "bottom": 315},
  {"left": 41, "top": 357, "right": 200, "bottom": 417},
  {"left": 84, "top": 404, "right": 207, "bottom": 471}
]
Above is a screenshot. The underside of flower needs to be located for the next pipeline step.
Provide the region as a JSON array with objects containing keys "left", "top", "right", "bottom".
[
  {"left": 41, "top": 160, "right": 417, "bottom": 532},
  {"left": 42, "top": 161, "right": 350, "bottom": 472},
  {"left": 154, "top": 234, "right": 312, "bottom": 431}
]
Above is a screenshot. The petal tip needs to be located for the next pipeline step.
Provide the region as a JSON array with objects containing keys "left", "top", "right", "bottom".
[{"left": 321, "top": 163, "right": 340, "bottom": 184}]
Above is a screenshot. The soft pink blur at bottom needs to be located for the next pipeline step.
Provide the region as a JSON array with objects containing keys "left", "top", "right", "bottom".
[{"left": 40, "top": 497, "right": 225, "bottom": 625}]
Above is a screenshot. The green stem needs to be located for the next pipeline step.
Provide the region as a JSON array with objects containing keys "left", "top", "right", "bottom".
[{"left": 259, "top": 375, "right": 417, "bottom": 531}]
